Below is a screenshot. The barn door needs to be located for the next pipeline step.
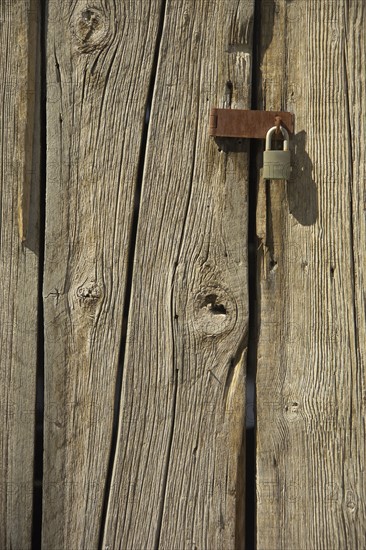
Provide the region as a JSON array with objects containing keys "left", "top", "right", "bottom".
[{"left": 1, "top": 0, "right": 365, "bottom": 548}]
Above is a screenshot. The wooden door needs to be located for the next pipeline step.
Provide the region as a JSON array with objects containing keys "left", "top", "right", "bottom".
[{"left": 1, "top": 0, "right": 366, "bottom": 548}]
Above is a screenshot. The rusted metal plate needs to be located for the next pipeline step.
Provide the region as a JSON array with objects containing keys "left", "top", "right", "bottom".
[{"left": 209, "top": 108, "right": 294, "bottom": 139}]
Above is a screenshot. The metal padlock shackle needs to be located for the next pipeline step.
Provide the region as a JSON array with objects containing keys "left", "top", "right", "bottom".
[{"left": 265, "top": 126, "right": 290, "bottom": 151}]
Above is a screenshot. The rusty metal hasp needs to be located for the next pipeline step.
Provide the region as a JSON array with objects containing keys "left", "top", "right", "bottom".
[{"left": 208, "top": 108, "right": 294, "bottom": 139}]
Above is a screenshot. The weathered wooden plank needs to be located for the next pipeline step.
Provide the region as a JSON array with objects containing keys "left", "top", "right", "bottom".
[
  {"left": 0, "top": 0, "right": 39, "bottom": 547},
  {"left": 102, "top": 1, "right": 253, "bottom": 548},
  {"left": 43, "top": 1, "right": 163, "bottom": 547},
  {"left": 256, "top": 1, "right": 366, "bottom": 548}
]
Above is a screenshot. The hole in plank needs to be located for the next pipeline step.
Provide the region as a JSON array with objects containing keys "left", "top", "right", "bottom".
[{"left": 201, "top": 294, "right": 227, "bottom": 315}]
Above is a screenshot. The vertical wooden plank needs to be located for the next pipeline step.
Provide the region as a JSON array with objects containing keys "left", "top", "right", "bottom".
[
  {"left": 0, "top": 0, "right": 39, "bottom": 547},
  {"left": 256, "top": 0, "right": 366, "bottom": 547},
  {"left": 102, "top": 1, "right": 253, "bottom": 548},
  {"left": 43, "top": 1, "right": 163, "bottom": 547}
]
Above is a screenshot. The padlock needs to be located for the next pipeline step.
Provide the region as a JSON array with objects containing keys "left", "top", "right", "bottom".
[{"left": 263, "top": 126, "right": 291, "bottom": 180}]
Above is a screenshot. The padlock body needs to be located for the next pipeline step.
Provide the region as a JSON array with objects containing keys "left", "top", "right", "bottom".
[{"left": 263, "top": 150, "right": 291, "bottom": 180}]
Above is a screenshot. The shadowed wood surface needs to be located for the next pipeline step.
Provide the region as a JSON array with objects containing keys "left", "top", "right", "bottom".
[
  {"left": 0, "top": 0, "right": 39, "bottom": 548},
  {"left": 43, "top": 1, "right": 163, "bottom": 547},
  {"left": 101, "top": 1, "right": 253, "bottom": 548},
  {"left": 256, "top": 1, "right": 366, "bottom": 548}
]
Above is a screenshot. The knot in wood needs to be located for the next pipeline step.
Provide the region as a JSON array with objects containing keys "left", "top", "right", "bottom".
[
  {"left": 71, "top": 5, "right": 112, "bottom": 53},
  {"left": 193, "top": 286, "right": 236, "bottom": 337},
  {"left": 284, "top": 400, "right": 300, "bottom": 422},
  {"left": 76, "top": 281, "right": 102, "bottom": 306}
]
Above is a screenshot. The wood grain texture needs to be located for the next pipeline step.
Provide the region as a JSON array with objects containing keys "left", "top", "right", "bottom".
[
  {"left": 256, "top": 1, "right": 366, "bottom": 548},
  {"left": 43, "top": 1, "right": 163, "bottom": 547},
  {"left": 0, "top": 0, "right": 39, "bottom": 547},
  {"left": 102, "top": 1, "right": 253, "bottom": 549}
]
